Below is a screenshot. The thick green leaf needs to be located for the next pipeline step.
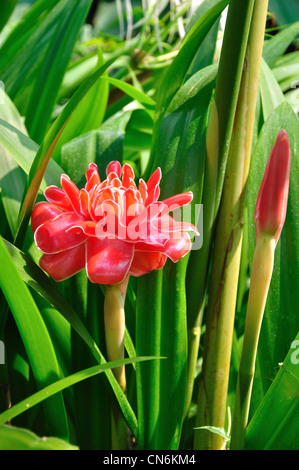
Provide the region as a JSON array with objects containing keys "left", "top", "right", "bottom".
[
  {"left": 69, "top": 274, "right": 111, "bottom": 450},
  {"left": 0, "top": 236, "right": 69, "bottom": 440},
  {"left": 247, "top": 101, "right": 299, "bottom": 392},
  {"left": 136, "top": 64, "right": 216, "bottom": 450},
  {"left": 104, "top": 76, "right": 156, "bottom": 110},
  {"left": 57, "top": 53, "right": 99, "bottom": 101},
  {"left": 245, "top": 332, "right": 299, "bottom": 450}
]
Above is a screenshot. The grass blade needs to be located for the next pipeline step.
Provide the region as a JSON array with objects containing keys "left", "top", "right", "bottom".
[{"left": 0, "top": 357, "right": 156, "bottom": 426}]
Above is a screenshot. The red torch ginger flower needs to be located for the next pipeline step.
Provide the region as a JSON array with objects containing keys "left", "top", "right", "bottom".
[
  {"left": 31, "top": 161, "right": 199, "bottom": 284},
  {"left": 254, "top": 129, "right": 291, "bottom": 246}
]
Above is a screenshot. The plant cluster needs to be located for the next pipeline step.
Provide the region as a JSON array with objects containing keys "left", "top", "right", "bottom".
[{"left": 0, "top": 0, "right": 298, "bottom": 451}]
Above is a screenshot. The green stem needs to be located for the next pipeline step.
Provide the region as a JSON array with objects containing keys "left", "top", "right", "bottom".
[
  {"left": 104, "top": 276, "right": 129, "bottom": 450},
  {"left": 185, "top": 0, "right": 255, "bottom": 420},
  {"left": 230, "top": 235, "right": 275, "bottom": 450},
  {"left": 194, "top": 0, "right": 269, "bottom": 450},
  {"left": 184, "top": 99, "right": 219, "bottom": 419}
]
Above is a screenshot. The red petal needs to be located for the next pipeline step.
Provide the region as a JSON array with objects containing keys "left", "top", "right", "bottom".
[
  {"left": 94, "top": 200, "right": 121, "bottom": 229},
  {"left": 44, "top": 186, "right": 73, "bottom": 211},
  {"left": 78, "top": 189, "right": 89, "bottom": 218},
  {"left": 122, "top": 163, "right": 135, "bottom": 188},
  {"left": 138, "top": 178, "right": 148, "bottom": 202},
  {"left": 31, "top": 202, "right": 63, "bottom": 233},
  {"left": 107, "top": 161, "right": 121, "bottom": 177},
  {"left": 146, "top": 167, "right": 162, "bottom": 193},
  {"left": 85, "top": 163, "right": 101, "bottom": 191},
  {"left": 160, "top": 192, "right": 193, "bottom": 213},
  {"left": 145, "top": 184, "right": 160, "bottom": 206},
  {"left": 39, "top": 244, "right": 85, "bottom": 281},
  {"left": 66, "top": 220, "right": 97, "bottom": 237},
  {"left": 152, "top": 214, "right": 199, "bottom": 235},
  {"left": 161, "top": 231, "right": 192, "bottom": 262},
  {"left": 156, "top": 253, "right": 167, "bottom": 269},
  {"left": 93, "top": 187, "right": 115, "bottom": 207},
  {"left": 34, "top": 212, "right": 88, "bottom": 254},
  {"left": 86, "top": 237, "right": 134, "bottom": 284},
  {"left": 125, "top": 209, "right": 169, "bottom": 246},
  {"left": 61, "top": 175, "right": 81, "bottom": 215},
  {"left": 129, "top": 251, "right": 166, "bottom": 276}
]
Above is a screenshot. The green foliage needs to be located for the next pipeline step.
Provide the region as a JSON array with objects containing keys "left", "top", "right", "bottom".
[
  {"left": 0, "top": 0, "right": 298, "bottom": 451},
  {"left": 0, "top": 424, "right": 78, "bottom": 450}
]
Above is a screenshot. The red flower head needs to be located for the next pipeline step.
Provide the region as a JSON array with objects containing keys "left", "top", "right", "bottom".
[
  {"left": 254, "top": 130, "right": 291, "bottom": 246},
  {"left": 31, "top": 161, "right": 199, "bottom": 284}
]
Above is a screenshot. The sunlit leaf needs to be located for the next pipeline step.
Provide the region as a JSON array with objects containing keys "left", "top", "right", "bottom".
[{"left": 0, "top": 424, "right": 78, "bottom": 450}]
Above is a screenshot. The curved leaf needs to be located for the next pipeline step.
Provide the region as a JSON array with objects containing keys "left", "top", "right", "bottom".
[
  {"left": 0, "top": 236, "right": 69, "bottom": 440},
  {"left": 0, "top": 357, "right": 156, "bottom": 426}
]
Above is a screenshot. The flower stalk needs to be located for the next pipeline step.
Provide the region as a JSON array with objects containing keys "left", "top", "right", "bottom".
[
  {"left": 104, "top": 279, "right": 128, "bottom": 394},
  {"left": 104, "top": 276, "right": 129, "bottom": 450},
  {"left": 230, "top": 130, "right": 291, "bottom": 450},
  {"left": 230, "top": 234, "right": 275, "bottom": 450}
]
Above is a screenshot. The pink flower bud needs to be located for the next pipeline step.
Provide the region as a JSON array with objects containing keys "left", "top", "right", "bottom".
[{"left": 254, "top": 130, "right": 291, "bottom": 245}]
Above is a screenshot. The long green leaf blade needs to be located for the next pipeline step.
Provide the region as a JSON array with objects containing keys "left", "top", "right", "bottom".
[
  {"left": 13, "top": 54, "right": 117, "bottom": 248},
  {"left": 0, "top": 357, "right": 156, "bottom": 426},
  {"left": 0, "top": 236, "right": 69, "bottom": 440}
]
